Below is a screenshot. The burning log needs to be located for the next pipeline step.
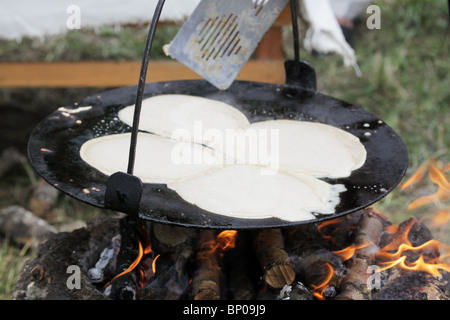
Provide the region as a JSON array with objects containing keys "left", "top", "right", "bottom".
[
  {"left": 150, "top": 222, "right": 196, "bottom": 278},
  {"left": 141, "top": 254, "right": 191, "bottom": 300},
  {"left": 191, "top": 230, "right": 222, "bottom": 300},
  {"left": 371, "top": 217, "right": 450, "bottom": 299},
  {"left": 335, "top": 208, "right": 389, "bottom": 300},
  {"left": 253, "top": 228, "right": 295, "bottom": 289},
  {"left": 141, "top": 223, "right": 195, "bottom": 300},
  {"left": 284, "top": 223, "right": 344, "bottom": 299},
  {"left": 317, "top": 210, "right": 365, "bottom": 251},
  {"left": 372, "top": 271, "right": 450, "bottom": 300}
]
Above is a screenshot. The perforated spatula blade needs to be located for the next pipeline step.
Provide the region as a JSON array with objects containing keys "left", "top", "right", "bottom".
[{"left": 168, "top": 0, "right": 289, "bottom": 90}]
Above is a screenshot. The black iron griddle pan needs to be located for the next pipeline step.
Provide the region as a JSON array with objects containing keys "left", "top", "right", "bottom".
[{"left": 28, "top": 74, "right": 408, "bottom": 229}]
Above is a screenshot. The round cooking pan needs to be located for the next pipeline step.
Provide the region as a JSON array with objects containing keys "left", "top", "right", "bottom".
[{"left": 28, "top": 79, "right": 408, "bottom": 229}]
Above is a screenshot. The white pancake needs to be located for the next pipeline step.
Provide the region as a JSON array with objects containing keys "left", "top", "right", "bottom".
[
  {"left": 230, "top": 120, "right": 366, "bottom": 178},
  {"left": 118, "top": 94, "right": 250, "bottom": 148},
  {"left": 169, "top": 165, "right": 346, "bottom": 222},
  {"left": 81, "top": 97, "right": 367, "bottom": 221},
  {"left": 80, "top": 132, "right": 221, "bottom": 184}
]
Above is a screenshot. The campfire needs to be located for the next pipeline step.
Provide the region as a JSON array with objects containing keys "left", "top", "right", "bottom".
[{"left": 13, "top": 158, "right": 449, "bottom": 300}]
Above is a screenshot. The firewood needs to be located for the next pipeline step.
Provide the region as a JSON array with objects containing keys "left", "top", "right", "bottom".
[
  {"left": 318, "top": 210, "right": 365, "bottom": 251},
  {"left": 141, "top": 223, "right": 195, "bottom": 300},
  {"left": 372, "top": 271, "right": 450, "bottom": 300},
  {"left": 152, "top": 223, "right": 195, "bottom": 247},
  {"left": 253, "top": 228, "right": 295, "bottom": 289},
  {"left": 284, "top": 223, "right": 343, "bottom": 298},
  {"left": 374, "top": 217, "right": 442, "bottom": 294},
  {"left": 191, "top": 230, "right": 222, "bottom": 300},
  {"left": 0, "top": 205, "right": 56, "bottom": 247},
  {"left": 141, "top": 254, "right": 191, "bottom": 300},
  {"left": 335, "top": 208, "right": 388, "bottom": 300},
  {"left": 149, "top": 222, "right": 196, "bottom": 275}
]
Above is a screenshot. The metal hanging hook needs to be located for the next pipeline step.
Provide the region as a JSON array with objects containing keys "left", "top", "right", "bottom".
[
  {"left": 289, "top": 0, "right": 300, "bottom": 77},
  {"left": 127, "top": 0, "right": 166, "bottom": 175}
]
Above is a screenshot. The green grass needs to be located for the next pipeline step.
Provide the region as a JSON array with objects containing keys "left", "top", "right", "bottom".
[
  {"left": 0, "top": 24, "right": 180, "bottom": 62},
  {"left": 0, "top": 239, "right": 34, "bottom": 300}
]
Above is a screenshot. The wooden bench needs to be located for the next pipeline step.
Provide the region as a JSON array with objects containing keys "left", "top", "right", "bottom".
[{"left": 0, "top": 7, "right": 291, "bottom": 88}]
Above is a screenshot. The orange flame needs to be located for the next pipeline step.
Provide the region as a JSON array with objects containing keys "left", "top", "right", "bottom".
[
  {"left": 317, "top": 219, "right": 341, "bottom": 244},
  {"left": 430, "top": 207, "right": 450, "bottom": 228},
  {"left": 104, "top": 240, "right": 145, "bottom": 288},
  {"left": 332, "top": 243, "right": 371, "bottom": 262},
  {"left": 152, "top": 254, "right": 160, "bottom": 274},
  {"left": 310, "top": 263, "right": 334, "bottom": 300},
  {"left": 208, "top": 230, "right": 238, "bottom": 253},
  {"left": 401, "top": 158, "right": 450, "bottom": 210},
  {"left": 408, "top": 164, "right": 450, "bottom": 210},
  {"left": 377, "top": 252, "right": 450, "bottom": 277},
  {"left": 104, "top": 240, "right": 153, "bottom": 289},
  {"left": 375, "top": 219, "right": 450, "bottom": 277},
  {"left": 401, "top": 158, "right": 434, "bottom": 191}
]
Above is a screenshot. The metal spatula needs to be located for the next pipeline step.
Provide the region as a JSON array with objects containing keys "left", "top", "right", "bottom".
[{"left": 168, "top": 0, "right": 289, "bottom": 90}]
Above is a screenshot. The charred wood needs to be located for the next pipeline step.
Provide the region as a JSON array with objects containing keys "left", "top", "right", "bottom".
[
  {"left": 141, "top": 254, "right": 191, "bottom": 300},
  {"left": 141, "top": 223, "right": 195, "bottom": 300},
  {"left": 109, "top": 216, "right": 142, "bottom": 300},
  {"left": 373, "top": 217, "right": 443, "bottom": 296},
  {"left": 372, "top": 271, "right": 450, "bottom": 300},
  {"left": 318, "top": 209, "right": 365, "bottom": 251},
  {"left": 284, "top": 223, "right": 343, "bottom": 298}
]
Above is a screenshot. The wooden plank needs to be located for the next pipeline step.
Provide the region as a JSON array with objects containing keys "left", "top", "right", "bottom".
[{"left": 0, "top": 60, "right": 285, "bottom": 88}]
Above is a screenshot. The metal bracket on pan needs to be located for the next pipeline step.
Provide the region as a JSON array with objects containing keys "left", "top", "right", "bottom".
[
  {"left": 284, "top": 59, "right": 317, "bottom": 93},
  {"left": 105, "top": 172, "right": 143, "bottom": 216},
  {"left": 284, "top": 0, "right": 317, "bottom": 96}
]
